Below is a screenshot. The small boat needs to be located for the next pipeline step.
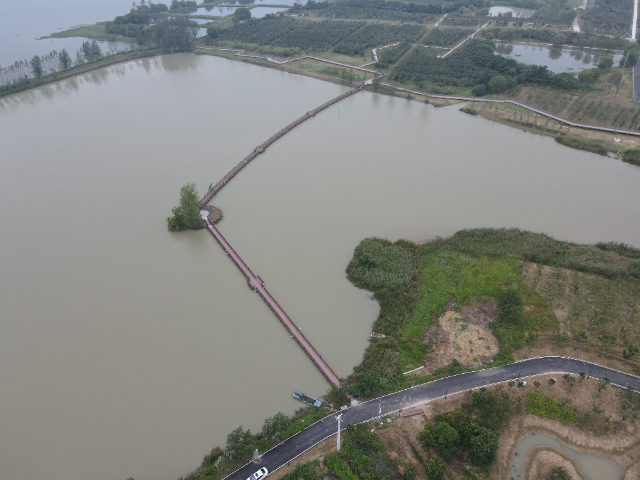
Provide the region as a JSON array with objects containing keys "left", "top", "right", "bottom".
[{"left": 293, "top": 390, "right": 322, "bottom": 407}]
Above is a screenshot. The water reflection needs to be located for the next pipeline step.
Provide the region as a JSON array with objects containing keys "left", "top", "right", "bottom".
[
  {"left": 0, "top": 54, "right": 204, "bottom": 104},
  {"left": 488, "top": 5, "right": 535, "bottom": 16},
  {"left": 251, "top": 6, "right": 289, "bottom": 17},
  {"left": 159, "top": 52, "right": 200, "bottom": 71},
  {"left": 549, "top": 48, "right": 562, "bottom": 60},
  {"left": 496, "top": 43, "right": 623, "bottom": 73},
  {"left": 495, "top": 43, "right": 514, "bottom": 55}
]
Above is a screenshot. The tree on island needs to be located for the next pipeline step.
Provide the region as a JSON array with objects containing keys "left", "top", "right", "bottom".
[{"left": 167, "top": 183, "right": 202, "bottom": 231}]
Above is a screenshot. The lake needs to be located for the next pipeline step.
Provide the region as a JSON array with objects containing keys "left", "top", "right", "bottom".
[
  {"left": 2, "top": 53, "right": 640, "bottom": 480},
  {"left": 489, "top": 5, "right": 536, "bottom": 17},
  {"left": 0, "top": 0, "right": 132, "bottom": 68}
]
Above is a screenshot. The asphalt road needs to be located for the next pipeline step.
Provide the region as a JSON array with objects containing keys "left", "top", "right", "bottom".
[{"left": 222, "top": 356, "right": 640, "bottom": 480}]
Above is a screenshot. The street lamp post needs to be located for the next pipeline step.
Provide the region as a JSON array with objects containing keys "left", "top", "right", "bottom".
[{"left": 336, "top": 414, "right": 342, "bottom": 452}]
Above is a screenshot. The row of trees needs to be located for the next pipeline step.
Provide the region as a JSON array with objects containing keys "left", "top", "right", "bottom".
[
  {"left": 334, "top": 23, "right": 423, "bottom": 56},
  {"left": 170, "top": 0, "right": 197, "bottom": 9},
  {"left": 305, "top": 0, "right": 489, "bottom": 16},
  {"left": 0, "top": 41, "right": 104, "bottom": 86}
]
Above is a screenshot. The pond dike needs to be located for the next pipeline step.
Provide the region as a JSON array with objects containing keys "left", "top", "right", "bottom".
[{"left": 199, "top": 83, "right": 368, "bottom": 386}]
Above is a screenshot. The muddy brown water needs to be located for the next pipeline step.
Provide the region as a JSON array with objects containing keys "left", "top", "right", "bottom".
[
  {"left": 2, "top": 53, "right": 640, "bottom": 480},
  {"left": 510, "top": 433, "right": 623, "bottom": 480}
]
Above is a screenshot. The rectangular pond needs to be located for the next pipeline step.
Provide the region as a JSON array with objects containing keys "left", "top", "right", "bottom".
[
  {"left": 489, "top": 5, "right": 536, "bottom": 17},
  {"left": 495, "top": 43, "right": 624, "bottom": 73}
]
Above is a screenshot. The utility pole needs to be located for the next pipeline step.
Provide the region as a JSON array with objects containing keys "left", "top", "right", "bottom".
[{"left": 336, "top": 414, "right": 342, "bottom": 451}]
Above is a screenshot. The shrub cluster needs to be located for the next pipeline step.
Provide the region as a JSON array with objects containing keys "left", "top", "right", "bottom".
[
  {"left": 346, "top": 238, "right": 417, "bottom": 290},
  {"left": 418, "top": 389, "right": 508, "bottom": 470},
  {"left": 526, "top": 392, "right": 577, "bottom": 423},
  {"left": 323, "top": 424, "right": 403, "bottom": 480}
]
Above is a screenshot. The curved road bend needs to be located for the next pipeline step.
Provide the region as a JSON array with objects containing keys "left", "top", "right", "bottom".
[{"left": 222, "top": 356, "right": 640, "bottom": 480}]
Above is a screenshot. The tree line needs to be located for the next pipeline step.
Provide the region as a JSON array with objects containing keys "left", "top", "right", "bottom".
[
  {"left": 105, "top": 1, "right": 199, "bottom": 50},
  {"left": 305, "top": 0, "right": 489, "bottom": 16},
  {"left": 0, "top": 41, "right": 104, "bottom": 87}
]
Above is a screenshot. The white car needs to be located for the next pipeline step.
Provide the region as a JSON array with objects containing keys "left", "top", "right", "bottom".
[{"left": 247, "top": 467, "right": 268, "bottom": 480}]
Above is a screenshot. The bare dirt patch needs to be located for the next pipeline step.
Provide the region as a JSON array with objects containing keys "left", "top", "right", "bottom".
[{"left": 423, "top": 298, "right": 499, "bottom": 373}]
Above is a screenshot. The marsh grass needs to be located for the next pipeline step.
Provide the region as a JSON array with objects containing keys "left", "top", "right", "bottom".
[
  {"left": 433, "top": 228, "right": 640, "bottom": 280},
  {"left": 555, "top": 134, "right": 610, "bottom": 155}
]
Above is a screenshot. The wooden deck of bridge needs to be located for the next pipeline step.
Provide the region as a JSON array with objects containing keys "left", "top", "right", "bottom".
[
  {"left": 204, "top": 218, "right": 341, "bottom": 387},
  {"left": 198, "top": 85, "right": 370, "bottom": 385}
]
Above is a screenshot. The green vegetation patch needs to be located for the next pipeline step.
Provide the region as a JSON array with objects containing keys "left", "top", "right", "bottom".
[
  {"left": 434, "top": 228, "right": 640, "bottom": 280},
  {"left": 214, "top": 16, "right": 298, "bottom": 45},
  {"left": 526, "top": 392, "right": 577, "bottom": 423},
  {"left": 555, "top": 134, "right": 610, "bottom": 156},
  {"left": 418, "top": 388, "right": 516, "bottom": 474},
  {"left": 323, "top": 424, "right": 403, "bottom": 480},
  {"left": 581, "top": 0, "right": 634, "bottom": 36},
  {"left": 271, "top": 20, "right": 365, "bottom": 51},
  {"left": 530, "top": 0, "right": 577, "bottom": 27},
  {"left": 400, "top": 251, "right": 522, "bottom": 368},
  {"left": 334, "top": 24, "right": 424, "bottom": 56},
  {"left": 377, "top": 42, "right": 411, "bottom": 68},
  {"left": 422, "top": 28, "right": 473, "bottom": 47},
  {"left": 622, "top": 148, "right": 640, "bottom": 166},
  {"left": 346, "top": 238, "right": 417, "bottom": 290},
  {"left": 304, "top": 0, "right": 442, "bottom": 23},
  {"left": 281, "top": 460, "right": 323, "bottom": 480},
  {"left": 391, "top": 39, "right": 580, "bottom": 92}
]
